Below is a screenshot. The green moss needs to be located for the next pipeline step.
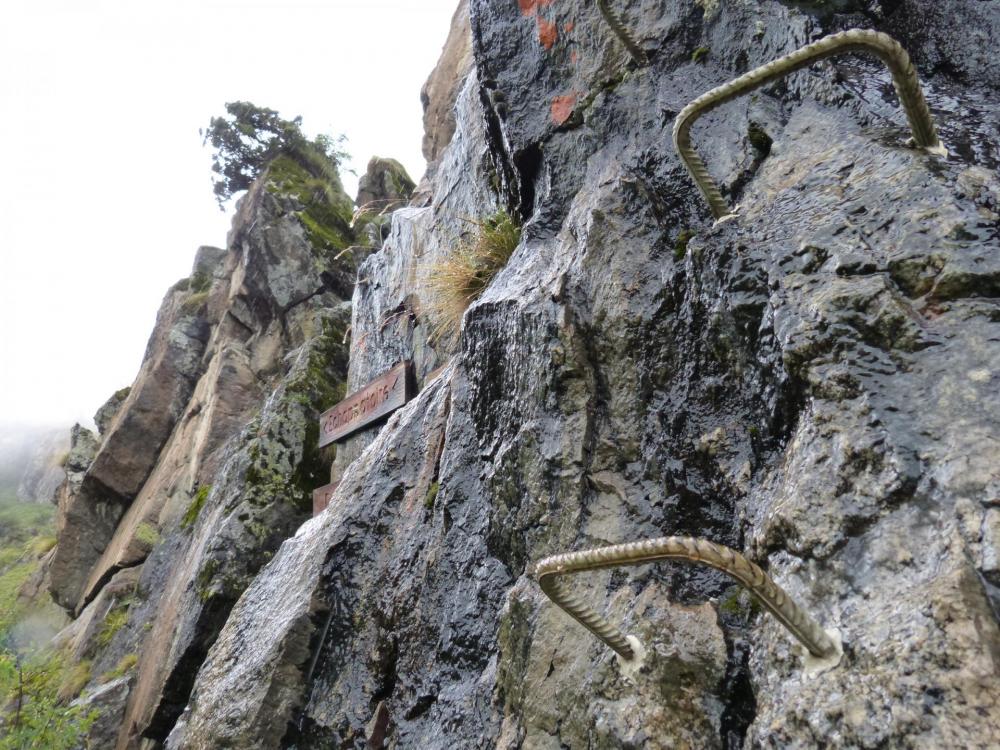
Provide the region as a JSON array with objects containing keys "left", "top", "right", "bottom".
[
  {"left": 747, "top": 122, "right": 773, "bottom": 155},
  {"left": 112, "top": 386, "right": 131, "bottom": 401},
  {"left": 424, "top": 481, "right": 439, "bottom": 510},
  {"left": 196, "top": 559, "right": 220, "bottom": 601},
  {"left": 718, "top": 587, "right": 762, "bottom": 618},
  {"left": 692, "top": 46, "right": 710, "bottom": 63},
  {"left": 189, "top": 270, "right": 212, "bottom": 293},
  {"left": 134, "top": 522, "right": 160, "bottom": 548},
  {"left": 98, "top": 653, "right": 137, "bottom": 683},
  {"left": 182, "top": 486, "right": 211, "bottom": 530},
  {"left": 674, "top": 229, "right": 695, "bottom": 261},
  {"left": 265, "top": 155, "right": 354, "bottom": 255}
]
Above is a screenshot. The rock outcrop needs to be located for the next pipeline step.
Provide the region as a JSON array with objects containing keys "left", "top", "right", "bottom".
[
  {"left": 45, "top": 149, "right": 362, "bottom": 748},
  {"left": 169, "top": 1, "right": 1000, "bottom": 747},
  {"left": 47, "top": 1, "right": 1000, "bottom": 748}
]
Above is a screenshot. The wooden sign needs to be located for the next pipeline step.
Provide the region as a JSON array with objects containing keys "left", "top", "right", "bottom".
[
  {"left": 318, "top": 361, "right": 412, "bottom": 447},
  {"left": 313, "top": 481, "right": 340, "bottom": 515}
]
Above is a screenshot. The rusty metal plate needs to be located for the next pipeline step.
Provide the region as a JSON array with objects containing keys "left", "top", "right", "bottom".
[
  {"left": 318, "top": 361, "right": 412, "bottom": 447},
  {"left": 312, "top": 481, "right": 340, "bottom": 515}
]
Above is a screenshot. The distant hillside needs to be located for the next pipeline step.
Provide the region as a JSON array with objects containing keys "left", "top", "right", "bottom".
[{"left": 0, "top": 424, "right": 70, "bottom": 503}]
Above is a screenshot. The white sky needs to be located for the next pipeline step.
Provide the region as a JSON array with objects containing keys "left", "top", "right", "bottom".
[{"left": 0, "top": 0, "right": 460, "bottom": 428}]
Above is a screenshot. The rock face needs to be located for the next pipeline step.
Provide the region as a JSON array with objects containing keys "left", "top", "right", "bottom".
[
  {"left": 52, "top": 0, "right": 1000, "bottom": 748},
  {"left": 46, "top": 151, "right": 360, "bottom": 748},
  {"left": 421, "top": 0, "right": 473, "bottom": 168},
  {"left": 355, "top": 157, "right": 416, "bottom": 213}
]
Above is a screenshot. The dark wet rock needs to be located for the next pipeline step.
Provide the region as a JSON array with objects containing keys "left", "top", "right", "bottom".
[
  {"left": 48, "top": 0, "right": 1000, "bottom": 746},
  {"left": 168, "top": 1, "right": 1000, "bottom": 747},
  {"left": 71, "top": 676, "right": 133, "bottom": 750}
]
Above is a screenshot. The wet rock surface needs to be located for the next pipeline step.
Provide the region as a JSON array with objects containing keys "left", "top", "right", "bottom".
[
  {"left": 173, "top": 1, "right": 999, "bottom": 747},
  {"left": 48, "top": 0, "right": 1000, "bottom": 747}
]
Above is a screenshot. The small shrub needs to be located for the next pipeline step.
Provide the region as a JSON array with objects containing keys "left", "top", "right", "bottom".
[
  {"left": 425, "top": 211, "right": 521, "bottom": 347},
  {"left": 692, "top": 46, "right": 710, "bottom": 63}
]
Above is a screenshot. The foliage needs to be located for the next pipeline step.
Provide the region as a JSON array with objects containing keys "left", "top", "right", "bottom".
[
  {"left": 0, "top": 500, "right": 97, "bottom": 747},
  {"left": 55, "top": 659, "right": 91, "bottom": 703},
  {"left": 425, "top": 211, "right": 522, "bottom": 348},
  {"left": 0, "top": 650, "right": 97, "bottom": 749},
  {"left": 674, "top": 229, "right": 695, "bottom": 261},
  {"left": 134, "top": 522, "right": 160, "bottom": 549},
  {"left": 182, "top": 485, "right": 211, "bottom": 530},
  {"left": 96, "top": 602, "right": 131, "bottom": 649},
  {"left": 99, "top": 653, "right": 137, "bottom": 683},
  {"left": 202, "top": 101, "right": 349, "bottom": 208},
  {"left": 0, "top": 500, "right": 54, "bottom": 550},
  {"left": 424, "top": 482, "right": 440, "bottom": 510}
]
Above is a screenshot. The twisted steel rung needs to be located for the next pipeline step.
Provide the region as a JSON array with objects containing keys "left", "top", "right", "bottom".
[
  {"left": 596, "top": 0, "right": 648, "bottom": 66},
  {"left": 534, "top": 536, "right": 839, "bottom": 661},
  {"left": 673, "top": 29, "right": 943, "bottom": 219}
]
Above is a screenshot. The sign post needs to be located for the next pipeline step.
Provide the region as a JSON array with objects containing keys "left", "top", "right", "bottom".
[
  {"left": 312, "top": 481, "right": 340, "bottom": 515},
  {"left": 318, "top": 361, "right": 413, "bottom": 447}
]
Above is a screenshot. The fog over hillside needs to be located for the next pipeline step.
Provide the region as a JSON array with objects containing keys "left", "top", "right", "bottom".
[{"left": 0, "top": 423, "right": 69, "bottom": 499}]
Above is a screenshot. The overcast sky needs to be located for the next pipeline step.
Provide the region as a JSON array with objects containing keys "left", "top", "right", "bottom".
[{"left": 0, "top": 0, "right": 459, "bottom": 429}]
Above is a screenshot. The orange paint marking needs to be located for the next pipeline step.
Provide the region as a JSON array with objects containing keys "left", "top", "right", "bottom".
[
  {"left": 551, "top": 93, "right": 578, "bottom": 125},
  {"left": 537, "top": 16, "right": 558, "bottom": 49},
  {"left": 519, "top": 0, "right": 552, "bottom": 17},
  {"left": 564, "top": 21, "right": 574, "bottom": 32}
]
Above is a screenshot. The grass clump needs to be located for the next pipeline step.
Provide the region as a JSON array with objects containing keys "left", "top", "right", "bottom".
[
  {"left": 424, "top": 481, "right": 440, "bottom": 510},
  {"left": 99, "top": 653, "right": 137, "bottom": 683},
  {"left": 425, "top": 211, "right": 521, "bottom": 348},
  {"left": 181, "top": 486, "right": 211, "bottom": 530},
  {"left": 96, "top": 603, "right": 130, "bottom": 649},
  {"left": 134, "top": 522, "right": 160, "bottom": 549},
  {"left": 674, "top": 229, "right": 695, "bottom": 261},
  {"left": 692, "top": 46, "right": 710, "bottom": 63},
  {"left": 55, "top": 659, "right": 91, "bottom": 703}
]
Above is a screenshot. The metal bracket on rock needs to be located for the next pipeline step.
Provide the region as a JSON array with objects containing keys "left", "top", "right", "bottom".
[
  {"left": 673, "top": 29, "right": 945, "bottom": 219},
  {"left": 596, "top": 0, "right": 648, "bottom": 66},
  {"left": 534, "top": 536, "right": 843, "bottom": 670}
]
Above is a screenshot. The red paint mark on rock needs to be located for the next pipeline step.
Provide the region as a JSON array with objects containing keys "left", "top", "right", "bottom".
[
  {"left": 564, "top": 21, "right": 575, "bottom": 32},
  {"left": 570, "top": 50, "right": 579, "bottom": 64},
  {"left": 519, "top": 0, "right": 552, "bottom": 17},
  {"left": 551, "top": 93, "right": 578, "bottom": 125},
  {"left": 537, "top": 16, "right": 558, "bottom": 49}
]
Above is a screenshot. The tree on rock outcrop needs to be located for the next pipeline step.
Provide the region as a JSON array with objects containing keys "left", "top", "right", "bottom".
[{"left": 202, "top": 101, "right": 349, "bottom": 208}]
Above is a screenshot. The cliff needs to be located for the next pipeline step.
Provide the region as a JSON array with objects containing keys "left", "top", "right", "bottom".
[{"left": 30, "top": 0, "right": 1000, "bottom": 748}]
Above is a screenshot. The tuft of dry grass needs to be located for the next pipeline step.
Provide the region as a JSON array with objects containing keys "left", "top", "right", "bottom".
[{"left": 424, "top": 211, "right": 521, "bottom": 348}]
